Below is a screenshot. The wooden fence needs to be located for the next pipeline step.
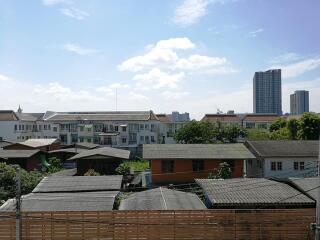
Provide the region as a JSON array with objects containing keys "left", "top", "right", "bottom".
[{"left": 0, "top": 209, "right": 315, "bottom": 240}]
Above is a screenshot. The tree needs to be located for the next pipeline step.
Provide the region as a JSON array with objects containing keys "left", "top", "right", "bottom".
[
  {"left": 287, "top": 119, "right": 299, "bottom": 140},
  {"left": 269, "top": 118, "right": 287, "bottom": 132},
  {"left": 270, "top": 128, "right": 290, "bottom": 140},
  {"left": 298, "top": 112, "right": 320, "bottom": 140},
  {"left": 84, "top": 169, "right": 100, "bottom": 176},
  {"left": 208, "top": 162, "right": 232, "bottom": 179},
  {"left": 224, "top": 125, "right": 248, "bottom": 143},
  {"left": 47, "top": 157, "right": 62, "bottom": 174},
  {"left": 246, "top": 129, "right": 270, "bottom": 140}
]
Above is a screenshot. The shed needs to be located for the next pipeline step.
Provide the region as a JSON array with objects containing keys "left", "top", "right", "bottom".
[
  {"left": 4, "top": 138, "right": 60, "bottom": 152},
  {"left": 196, "top": 178, "right": 315, "bottom": 209},
  {"left": 68, "top": 147, "right": 130, "bottom": 175},
  {"left": 119, "top": 187, "right": 206, "bottom": 210}
]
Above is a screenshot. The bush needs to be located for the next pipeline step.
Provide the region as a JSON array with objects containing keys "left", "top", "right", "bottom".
[
  {"left": 115, "top": 159, "right": 149, "bottom": 175},
  {"left": 84, "top": 169, "right": 100, "bottom": 176},
  {"left": 47, "top": 157, "right": 63, "bottom": 174}
]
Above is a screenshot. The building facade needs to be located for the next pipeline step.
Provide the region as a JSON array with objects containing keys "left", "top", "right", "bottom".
[
  {"left": 253, "top": 69, "right": 282, "bottom": 115},
  {"left": 290, "top": 90, "right": 309, "bottom": 115}
]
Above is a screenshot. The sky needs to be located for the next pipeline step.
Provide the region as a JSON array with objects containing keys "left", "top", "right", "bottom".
[{"left": 0, "top": 0, "right": 319, "bottom": 119}]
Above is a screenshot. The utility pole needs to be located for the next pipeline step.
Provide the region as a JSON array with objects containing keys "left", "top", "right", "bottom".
[
  {"left": 15, "top": 166, "right": 22, "bottom": 240},
  {"left": 316, "top": 138, "right": 320, "bottom": 240}
]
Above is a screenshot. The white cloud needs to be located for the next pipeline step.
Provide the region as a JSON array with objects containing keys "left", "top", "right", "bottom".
[
  {"left": 173, "top": 0, "right": 224, "bottom": 26},
  {"left": 60, "top": 7, "right": 89, "bottom": 20},
  {"left": 272, "top": 58, "right": 320, "bottom": 78},
  {"left": 161, "top": 91, "right": 190, "bottom": 100},
  {"left": 133, "top": 68, "right": 185, "bottom": 90},
  {"left": 95, "top": 86, "right": 114, "bottom": 96},
  {"left": 63, "top": 43, "right": 97, "bottom": 56},
  {"left": 269, "top": 52, "right": 302, "bottom": 64},
  {"left": 128, "top": 92, "right": 149, "bottom": 101},
  {"left": 109, "top": 83, "right": 130, "bottom": 89},
  {"left": 174, "top": 54, "right": 227, "bottom": 70},
  {"left": 42, "top": 0, "right": 69, "bottom": 6},
  {"left": 0, "top": 74, "right": 10, "bottom": 82},
  {"left": 249, "top": 28, "right": 264, "bottom": 38}
]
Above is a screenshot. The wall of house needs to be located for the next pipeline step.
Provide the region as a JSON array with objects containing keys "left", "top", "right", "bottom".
[
  {"left": 245, "top": 158, "right": 264, "bottom": 178},
  {"left": 264, "top": 157, "right": 318, "bottom": 178},
  {"left": 0, "top": 121, "right": 18, "bottom": 141},
  {"left": 151, "top": 159, "right": 244, "bottom": 184}
]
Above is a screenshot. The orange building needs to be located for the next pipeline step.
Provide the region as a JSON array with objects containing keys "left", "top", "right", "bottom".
[{"left": 143, "top": 144, "right": 256, "bottom": 184}]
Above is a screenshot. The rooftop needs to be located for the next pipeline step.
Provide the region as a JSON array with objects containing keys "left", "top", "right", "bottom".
[
  {"left": 0, "top": 191, "right": 118, "bottom": 211},
  {"left": 201, "top": 114, "right": 241, "bottom": 122},
  {"left": 288, "top": 177, "right": 319, "bottom": 202},
  {"left": 0, "top": 110, "right": 19, "bottom": 121},
  {"left": 245, "top": 140, "right": 319, "bottom": 157},
  {"left": 143, "top": 144, "right": 256, "bottom": 160},
  {"left": 0, "top": 149, "right": 40, "bottom": 159},
  {"left": 17, "top": 138, "right": 59, "bottom": 148},
  {"left": 32, "top": 175, "right": 123, "bottom": 193},
  {"left": 196, "top": 178, "right": 315, "bottom": 208},
  {"left": 68, "top": 147, "right": 130, "bottom": 161},
  {"left": 119, "top": 187, "right": 206, "bottom": 210}
]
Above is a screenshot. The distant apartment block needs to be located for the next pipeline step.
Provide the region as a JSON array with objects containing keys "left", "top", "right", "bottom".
[
  {"left": 290, "top": 90, "right": 309, "bottom": 115},
  {"left": 167, "top": 111, "right": 190, "bottom": 122},
  {"left": 253, "top": 69, "right": 282, "bottom": 115}
]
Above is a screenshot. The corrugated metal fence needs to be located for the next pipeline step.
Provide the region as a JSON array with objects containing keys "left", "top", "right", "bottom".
[{"left": 0, "top": 209, "right": 315, "bottom": 240}]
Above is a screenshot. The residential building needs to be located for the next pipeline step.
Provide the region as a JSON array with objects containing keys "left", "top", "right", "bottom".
[
  {"left": 143, "top": 144, "right": 256, "bottom": 184},
  {"left": 253, "top": 69, "right": 282, "bottom": 115},
  {"left": 241, "top": 114, "right": 280, "bottom": 129},
  {"left": 68, "top": 147, "right": 130, "bottom": 175},
  {"left": 168, "top": 111, "right": 190, "bottom": 122},
  {"left": 156, "top": 114, "right": 188, "bottom": 144},
  {"left": 201, "top": 114, "right": 242, "bottom": 126},
  {"left": 196, "top": 178, "right": 315, "bottom": 209},
  {"left": 290, "top": 90, "right": 309, "bottom": 115},
  {"left": 0, "top": 149, "right": 45, "bottom": 171},
  {"left": 244, "top": 140, "right": 319, "bottom": 178},
  {"left": 119, "top": 187, "right": 206, "bottom": 210}
]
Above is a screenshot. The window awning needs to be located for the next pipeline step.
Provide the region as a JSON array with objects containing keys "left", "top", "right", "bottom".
[{"left": 120, "top": 124, "right": 127, "bottom": 127}]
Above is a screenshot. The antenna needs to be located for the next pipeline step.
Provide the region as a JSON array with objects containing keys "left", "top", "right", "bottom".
[{"left": 115, "top": 88, "right": 118, "bottom": 111}]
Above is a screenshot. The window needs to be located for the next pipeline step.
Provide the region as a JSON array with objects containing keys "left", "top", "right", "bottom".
[
  {"left": 145, "top": 136, "right": 150, "bottom": 144},
  {"left": 140, "top": 124, "right": 144, "bottom": 131},
  {"left": 121, "top": 137, "right": 127, "bottom": 144},
  {"left": 53, "top": 127, "right": 57, "bottom": 132},
  {"left": 300, "top": 162, "right": 305, "bottom": 170},
  {"left": 151, "top": 136, "right": 155, "bottom": 143},
  {"left": 87, "top": 138, "right": 92, "bottom": 143},
  {"left": 192, "top": 160, "right": 204, "bottom": 172},
  {"left": 271, "top": 162, "right": 276, "bottom": 171},
  {"left": 294, "top": 162, "right": 299, "bottom": 170},
  {"left": 79, "top": 137, "right": 84, "bottom": 143},
  {"left": 151, "top": 124, "right": 155, "bottom": 132},
  {"left": 14, "top": 125, "right": 17, "bottom": 131},
  {"left": 140, "top": 136, "right": 144, "bottom": 143},
  {"left": 129, "top": 133, "right": 137, "bottom": 144},
  {"left": 161, "top": 160, "right": 174, "bottom": 173},
  {"left": 22, "top": 125, "right": 24, "bottom": 131},
  {"left": 248, "top": 159, "right": 253, "bottom": 166},
  {"left": 145, "top": 124, "right": 149, "bottom": 130},
  {"left": 122, "top": 126, "right": 127, "bottom": 132},
  {"left": 277, "top": 162, "right": 282, "bottom": 171},
  {"left": 79, "top": 126, "right": 84, "bottom": 132},
  {"left": 114, "top": 126, "right": 119, "bottom": 132}
]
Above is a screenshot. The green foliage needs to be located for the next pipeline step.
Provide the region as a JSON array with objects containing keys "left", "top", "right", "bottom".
[
  {"left": 287, "top": 119, "right": 299, "bottom": 140},
  {"left": 174, "top": 120, "right": 246, "bottom": 144},
  {"left": 47, "top": 157, "right": 62, "bottom": 174},
  {"left": 84, "top": 169, "right": 100, "bottom": 176},
  {"left": 269, "top": 118, "right": 287, "bottom": 132},
  {"left": 115, "top": 159, "right": 149, "bottom": 175},
  {"left": 246, "top": 129, "right": 270, "bottom": 140},
  {"left": 270, "top": 128, "right": 290, "bottom": 140},
  {"left": 0, "top": 162, "right": 44, "bottom": 203},
  {"left": 298, "top": 112, "right": 320, "bottom": 140},
  {"left": 208, "top": 162, "right": 232, "bottom": 179}
]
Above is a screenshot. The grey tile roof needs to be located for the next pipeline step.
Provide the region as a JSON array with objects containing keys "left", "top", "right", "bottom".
[
  {"left": 196, "top": 178, "right": 315, "bottom": 208},
  {"left": 0, "top": 141, "right": 12, "bottom": 149},
  {"left": 0, "top": 149, "right": 40, "bottom": 158},
  {"left": 119, "top": 187, "right": 206, "bottom": 210},
  {"left": 0, "top": 191, "right": 118, "bottom": 211},
  {"left": 20, "top": 138, "right": 59, "bottom": 148},
  {"left": 68, "top": 147, "right": 130, "bottom": 161},
  {"left": 288, "top": 177, "right": 320, "bottom": 202},
  {"left": 16, "top": 113, "right": 38, "bottom": 121},
  {"left": 75, "top": 142, "right": 101, "bottom": 149},
  {"left": 49, "top": 148, "right": 87, "bottom": 154},
  {"left": 246, "top": 140, "right": 319, "bottom": 157},
  {"left": 43, "top": 111, "right": 158, "bottom": 121},
  {"left": 32, "top": 175, "right": 123, "bottom": 193},
  {"left": 143, "top": 144, "right": 256, "bottom": 159},
  {"left": 49, "top": 168, "right": 77, "bottom": 177}
]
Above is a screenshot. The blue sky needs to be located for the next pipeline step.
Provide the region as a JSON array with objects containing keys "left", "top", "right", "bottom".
[{"left": 0, "top": 0, "right": 319, "bottom": 119}]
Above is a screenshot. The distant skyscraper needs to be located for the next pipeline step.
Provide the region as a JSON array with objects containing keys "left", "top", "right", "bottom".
[
  {"left": 253, "top": 69, "right": 282, "bottom": 115},
  {"left": 169, "top": 111, "right": 190, "bottom": 122},
  {"left": 290, "top": 90, "right": 309, "bottom": 115}
]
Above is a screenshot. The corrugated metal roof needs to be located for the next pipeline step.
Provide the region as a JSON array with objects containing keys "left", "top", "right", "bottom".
[
  {"left": 74, "top": 142, "right": 101, "bottom": 149},
  {"left": 196, "top": 178, "right": 315, "bottom": 208},
  {"left": 119, "top": 187, "right": 206, "bottom": 210},
  {"left": 20, "top": 138, "right": 59, "bottom": 148},
  {"left": 32, "top": 175, "right": 123, "bottom": 193},
  {"left": 68, "top": 147, "right": 130, "bottom": 161},
  {"left": 288, "top": 177, "right": 319, "bottom": 202},
  {"left": 0, "top": 191, "right": 118, "bottom": 211},
  {"left": 49, "top": 148, "right": 87, "bottom": 154},
  {"left": 0, "top": 110, "right": 19, "bottom": 121},
  {"left": 246, "top": 140, "right": 319, "bottom": 157},
  {"left": 0, "top": 149, "right": 40, "bottom": 158},
  {"left": 44, "top": 111, "right": 159, "bottom": 121},
  {"left": 143, "top": 144, "right": 256, "bottom": 159}
]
